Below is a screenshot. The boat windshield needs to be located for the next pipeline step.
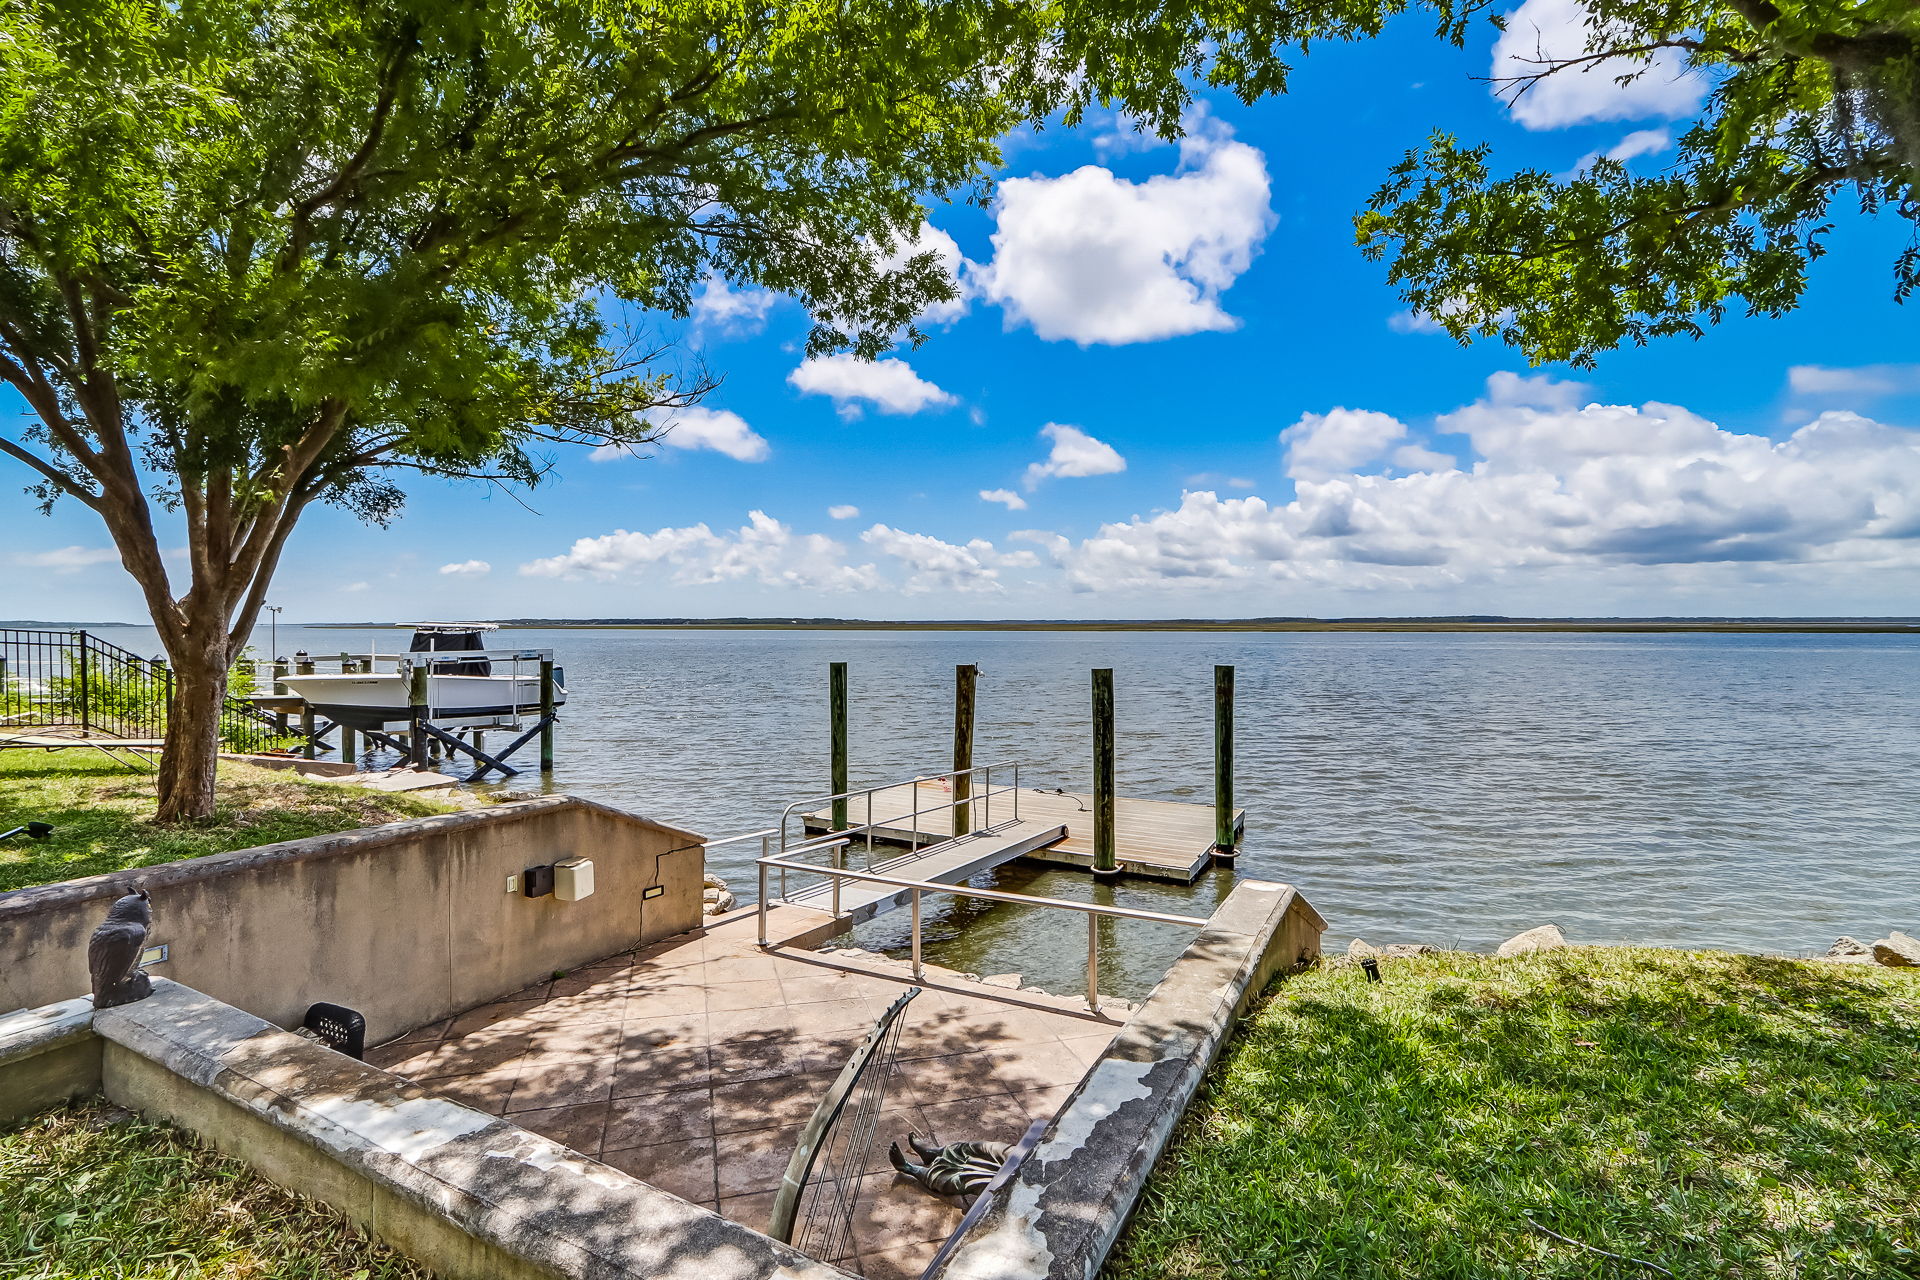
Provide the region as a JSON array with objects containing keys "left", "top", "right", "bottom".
[{"left": 409, "top": 627, "right": 491, "bottom": 675}]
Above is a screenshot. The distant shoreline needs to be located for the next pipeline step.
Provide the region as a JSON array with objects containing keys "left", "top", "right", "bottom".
[
  {"left": 17, "top": 617, "right": 1915, "bottom": 635},
  {"left": 298, "top": 617, "right": 1920, "bottom": 635}
]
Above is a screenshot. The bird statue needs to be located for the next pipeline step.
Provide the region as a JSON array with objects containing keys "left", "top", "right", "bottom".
[
  {"left": 888, "top": 1133, "right": 1011, "bottom": 1197},
  {"left": 88, "top": 889, "right": 153, "bottom": 1009}
]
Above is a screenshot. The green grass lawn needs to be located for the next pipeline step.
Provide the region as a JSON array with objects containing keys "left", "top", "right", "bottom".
[
  {"left": 1, "top": 1103, "right": 429, "bottom": 1279},
  {"left": 1108, "top": 948, "right": 1919, "bottom": 1280},
  {"left": 0, "top": 750, "right": 463, "bottom": 894}
]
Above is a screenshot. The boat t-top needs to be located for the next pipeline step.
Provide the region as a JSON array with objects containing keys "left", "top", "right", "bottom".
[{"left": 277, "top": 624, "right": 566, "bottom": 731}]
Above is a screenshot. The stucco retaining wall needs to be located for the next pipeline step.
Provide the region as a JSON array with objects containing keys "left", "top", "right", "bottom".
[
  {"left": 0, "top": 796, "right": 704, "bottom": 1042},
  {"left": 929, "top": 878, "right": 1325, "bottom": 1280}
]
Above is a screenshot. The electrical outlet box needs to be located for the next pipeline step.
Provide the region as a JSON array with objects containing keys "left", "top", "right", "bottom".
[
  {"left": 505, "top": 873, "right": 519, "bottom": 895},
  {"left": 554, "top": 857, "right": 595, "bottom": 902},
  {"left": 522, "top": 864, "right": 555, "bottom": 898}
]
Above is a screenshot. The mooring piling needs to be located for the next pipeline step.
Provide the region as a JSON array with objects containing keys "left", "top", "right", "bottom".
[
  {"left": 830, "top": 661, "right": 850, "bottom": 830},
  {"left": 341, "top": 725, "right": 356, "bottom": 765},
  {"left": 1213, "top": 664, "right": 1237, "bottom": 866},
  {"left": 953, "top": 663, "right": 976, "bottom": 835},
  {"left": 1091, "top": 667, "right": 1118, "bottom": 877}
]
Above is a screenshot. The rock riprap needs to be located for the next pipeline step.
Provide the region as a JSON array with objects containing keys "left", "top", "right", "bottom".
[
  {"left": 1820, "top": 937, "right": 1876, "bottom": 964},
  {"left": 701, "top": 873, "right": 735, "bottom": 916},
  {"left": 1496, "top": 924, "right": 1568, "bottom": 957},
  {"left": 1871, "top": 931, "right": 1919, "bottom": 967}
]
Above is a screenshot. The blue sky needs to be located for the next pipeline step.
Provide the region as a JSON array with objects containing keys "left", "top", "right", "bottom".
[{"left": 8, "top": 5, "right": 1920, "bottom": 621}]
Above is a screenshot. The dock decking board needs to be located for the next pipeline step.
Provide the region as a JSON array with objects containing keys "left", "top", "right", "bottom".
[{"left": 800, "top": 780, "right": 1238, "bottom": 884}]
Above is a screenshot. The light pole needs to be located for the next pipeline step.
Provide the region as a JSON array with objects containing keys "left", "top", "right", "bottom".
[{"left": 266, "top": 605, "right": 283, "bottom": 659}]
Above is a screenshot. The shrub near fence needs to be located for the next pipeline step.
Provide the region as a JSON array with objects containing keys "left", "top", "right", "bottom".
[{"left": 0, "top": 630, "right": 303, "bottom": 753}]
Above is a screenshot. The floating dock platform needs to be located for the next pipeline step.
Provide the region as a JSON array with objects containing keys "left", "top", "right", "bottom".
[{"left": 800, "top": 780, "right": 1239, "bottom": 884}]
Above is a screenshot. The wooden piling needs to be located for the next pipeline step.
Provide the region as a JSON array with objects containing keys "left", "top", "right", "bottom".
[
  {"left": 1092, "top": 668, "right": 1117, "bottom": 877},
  {"left": 538, "top": 659, "right": 555, "bottom": 771},
  {"left": 300, "top": 705, "right": 316, "bottom": 759},
  {"left": 1213, "top": 664, "right": 1236, "bottom": 865},
  {"left": 829, "top": 661, "right": 849, "bottom": 830},
  {"left": 953, "top": 663, "right": 976, "bottom": 835},
  {"left": 272, "top": 658, "right": 289, "bottom": 696},
  {"left": 408, "top": 664, "right": 430, "bottom": 769},
  {"left": 341, "top": 726, "right": 356, "bottom": 765}
]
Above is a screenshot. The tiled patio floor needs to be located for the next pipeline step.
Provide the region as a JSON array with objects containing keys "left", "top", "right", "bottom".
[{"left": 369, "top": 909, "right": 1124, "bottom": 1279}]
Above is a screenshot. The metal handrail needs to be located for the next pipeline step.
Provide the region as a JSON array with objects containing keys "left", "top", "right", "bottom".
[
  {"left": 702, "top": 827, "right": 779, "bottom": 849},
  {"left": 784, "top": 759, "right": 1019, "bottom": 814},
  {"left": 778, "top": 760, "right": 1023, "bottom": 865},
  {"left": 755, "top": 851, "right": 1207, "bottom": 1012}
]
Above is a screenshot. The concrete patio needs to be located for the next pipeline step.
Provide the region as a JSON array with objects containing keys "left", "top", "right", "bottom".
[{"left": 368, "top": 909, "right": 1124, "bottom": 1279}]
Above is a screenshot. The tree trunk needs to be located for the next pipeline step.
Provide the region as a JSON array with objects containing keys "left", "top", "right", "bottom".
[{"left": 155, "top": 642, "right": 229, "bottom": 824}]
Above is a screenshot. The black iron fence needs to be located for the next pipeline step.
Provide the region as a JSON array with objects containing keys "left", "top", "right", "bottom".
[{"left": 0, "top": 629, "right": 304, "bottom": 753}]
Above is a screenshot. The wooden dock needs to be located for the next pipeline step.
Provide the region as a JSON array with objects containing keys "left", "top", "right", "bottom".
[{"left": 801, "top": 779, "right": 1238, "bottom": 883}]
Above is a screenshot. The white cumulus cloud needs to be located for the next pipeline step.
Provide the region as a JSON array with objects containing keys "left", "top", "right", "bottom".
[
  {"left": 1493, "top": 0, "right": 1708, "bottom": 130},
  {"left": 593, "top": 405, "right": 770, "bottom": 463},
  {"left": 10, "top": 546, "right": 119, "bottom": 572},
  {"left": 689, "top": 273, "right": 777, "bottom": 340},
  {"left": 1023, "top": 423, "right": 1127, "bottom": 488},
  {"left": 861, "top": 524, "right": 1037, "bottom": 594},
  {"left": 789, "top": 354, "right": 956, "bottom": 417},
  {"left": 438, "top": 560, "right": 491, "bottom": 577},
  {"left": 1023, "top": 374, "right": 1920, "bottom": 594},
  {"left": 974, "top": 121, "right": 1274, "bottom": 345},
  {"left": 875, "top": 222, "right": 973, "bottom": 324},
  {"left": 980, "top": 488, "right": 1028, "bottom": 511},
  {"left": 1788, "top": 364, "right": 1920, "bottom": 398},
  {"left": 828, "top": 504, "right": 861, "bottom": 520},
  {"left": 1281, "top": 408, "right": 1409, "bottom": 480},
  {"left": 520, "top": 512, "right": 880, "bottom": 592},
  {"left": 1571, "top": 126, "right": 1673, "bottom": 174}
]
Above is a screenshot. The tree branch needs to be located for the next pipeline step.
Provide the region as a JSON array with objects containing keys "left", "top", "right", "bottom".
[{"left": 281, "top": 24, "right": 419, "bottom": 269}]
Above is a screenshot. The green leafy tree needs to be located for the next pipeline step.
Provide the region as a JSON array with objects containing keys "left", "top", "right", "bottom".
[
  {"left": 1357, "top": 0, "right": 1920, "bottom": 365},
  {"left": 0, "top": 0, "right": 1308, "bottom": 821}
]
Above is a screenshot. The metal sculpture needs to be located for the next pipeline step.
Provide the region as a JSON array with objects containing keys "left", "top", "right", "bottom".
[
  {"left": 887, "top": 1134, "right": 1012, "bottom": 1197},
  {"left": 88, "top": 888, "right": 153, "bottom": 1008},
  {"left": 768, "top": 987, "right": 919, "bottom": 1260}
]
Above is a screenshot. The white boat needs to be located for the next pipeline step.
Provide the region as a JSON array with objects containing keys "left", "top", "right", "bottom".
[{"left": 278, "top": 624, "right": 566, "bottom": 731}]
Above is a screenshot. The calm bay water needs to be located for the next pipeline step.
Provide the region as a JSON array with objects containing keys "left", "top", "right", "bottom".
[{"left": 108, "top": 624, "right": 1920, "bottom": 998}]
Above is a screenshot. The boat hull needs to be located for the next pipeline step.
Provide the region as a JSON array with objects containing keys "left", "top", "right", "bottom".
[{"left": 277, "top": 673, "right": 566, "bottom": 731}]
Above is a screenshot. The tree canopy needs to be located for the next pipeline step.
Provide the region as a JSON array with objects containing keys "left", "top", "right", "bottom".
[
  {"left": 1356, "top": 0, "right": 1920, "bottom": 365},
  {"left": 1, "top": 0, "right": 1413, "bottom": 817}
]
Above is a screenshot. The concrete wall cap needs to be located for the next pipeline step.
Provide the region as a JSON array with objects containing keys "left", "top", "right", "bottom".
[{"left": 0, "top": 994, "right": 95, "bottom": 1064}]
